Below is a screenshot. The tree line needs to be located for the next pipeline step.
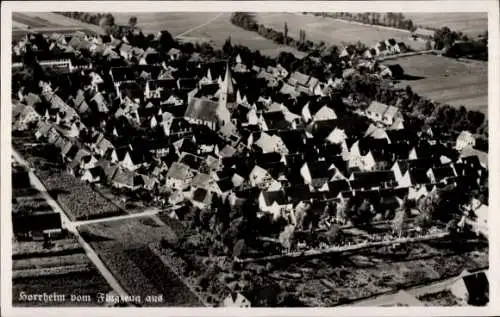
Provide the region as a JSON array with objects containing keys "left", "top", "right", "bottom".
[{"left": 56, "top": 12, "right": 140, "bottom": 39}]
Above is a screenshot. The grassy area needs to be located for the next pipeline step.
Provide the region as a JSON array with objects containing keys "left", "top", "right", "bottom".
[
  {"left": 389, "top": 54, "right": 487, "bottom": 113},
  {"left": 403, "top": 12, "right": 487, "bottom": 37},
  {"left": 255, "top": 12, "right": 426, "bottom": 50}
]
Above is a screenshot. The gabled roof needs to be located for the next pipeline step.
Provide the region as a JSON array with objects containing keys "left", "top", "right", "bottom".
[
  {"left": 261, "top": 190, "right": 289, "bottom": 206},
  {"left": 366, "top": 101, "right": 389, "bottom": 116},
  {"left": 184, "top": 97, "right": 220, "bottom": 124},
  {"left": 166, "top": 162, "right": 191, "bottom": 180}
]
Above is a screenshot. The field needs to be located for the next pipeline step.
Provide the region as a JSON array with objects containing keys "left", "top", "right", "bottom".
[
  {"left": 17, "top": 12, "right": 304, "bottom": 58},
  {"left": 12, "top": 12, "right": 103, "bottom": 35},
  {"left": 387, "top": 54, "right": 488, "bottom": 113},
  {"left": 78, "top": 216, "right": 202, "bottom": 306},
  {"left": 403, "top": 13, "right": 487, "bottom": 37},
  {"left": 255, "top": 12, "right": 428, "bottom": 51}
]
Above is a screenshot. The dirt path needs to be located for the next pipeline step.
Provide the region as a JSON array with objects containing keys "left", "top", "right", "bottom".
[{"left": 175, "top": 12, "right": 225, "bottom": 38}]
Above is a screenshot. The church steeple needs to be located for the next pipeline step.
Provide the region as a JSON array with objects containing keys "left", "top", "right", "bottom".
[{"left": 219, "top": 61, "right": 236, "bottom": 112}]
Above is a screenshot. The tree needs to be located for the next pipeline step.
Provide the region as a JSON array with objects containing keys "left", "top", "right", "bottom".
[
  {"left": 279, "top": 224, "right": 296, "bottom": 251},
  {"left": 392, "top": 208, "right": 407, "bottom": 237},
  {"left": 129, "top": 16, "right": 138, "bottom": 28},
  {"left": 223, "top": 36, "right": 233, "bottom": 57},
  {"left": 284, "top": 22, "right": 288, "bottom": 45},
  {"left": 425, "top": 40, "right": 432, "bottom": 50},
  {"left": 99, "top": 14, "right": 115, "bottom": 36},
  {"left": 232, "top": 239, "right": 246, "bottom": 257}
]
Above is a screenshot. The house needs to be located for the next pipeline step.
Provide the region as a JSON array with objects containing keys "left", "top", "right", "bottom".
[
  {"left": 165, "top": 162, "right": 193, "bottom": 190},
  {"left": 426, "top": 165, "right": 456, "bottom": 183},
  {"left": 249, "top": 165, "right": 275, "bottom": 189},
  {"left": 365, "top": 101, "right": 403, "bottom": 126},
  {"left": 300, "top": 160, "right": 339, "bottom": 190},
  {"left": 349, "top": 171, "right": 396, "bottom": 191},
  {"left": 111, "top": 168, "right": 142, "bottom": 190},
  {"left": 450, "top": 270, "right": 489, "bottom": 306},
  {"left": 167, "top": 48, "right": 181, "bottom": 61},
  {"left": 222, "top": 292, "right": 251, "bottom": 307},
  {"left": 93, "top": 134, "right": 115, "bottom": 156},
  {"left": 258, "top": 190, "right": 293, "bottom": 220},
  {"left": 191, "top": 188, "right": 213, "bottom": 210},
  {"left": 81, "top": 166, "right": 104, "bottom": 183},
  {"left": 456, "top": 131, "right": 476, "bottom": 150},
  {"left": 254, "top": 132, "right": 289, "bottom": 155},
  {"left": 301, "top": 102, "right": 337, "bottom": 123}
]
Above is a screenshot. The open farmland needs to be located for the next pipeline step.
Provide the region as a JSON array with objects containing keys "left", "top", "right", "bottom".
[
  {"left": 255, "top": 12, "right": 427, "bottom": 51},
  {"left": 387, "top": 54, "right": 487, "bottom": 113},
  {"left": 102, "top": 12, "right": 304, "bottom": 57},
  {"left": 403, "top": 12, "right": 487, "bottom": 37},
  {"left": 13, "top": 12, "right": 59, "bottom": 28},
  {"left": 13, "top": 12, "right": 103, "bottom": 34}
]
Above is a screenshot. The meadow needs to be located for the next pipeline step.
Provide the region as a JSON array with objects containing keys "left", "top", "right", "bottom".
[
  {"left": 403, "top": 12, "right": 487, "bottom": 37},
  {"left": 387, "top": 54, "right": 488, "bottom": 113},
  {"left": 255, "top": 12, "right": 428, "bottom": 50}
]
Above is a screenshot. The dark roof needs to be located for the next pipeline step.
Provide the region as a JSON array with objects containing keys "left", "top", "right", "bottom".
[
  {"left": 184, "top": 97, "right": 219, "bottom": 124},
  {"left": 262, "top": 111, "right": 290, "bottom": 131},
  {"left": 397, "top": 158, "right": 440, "bottom": 175},
  {"left": 193, "top": 187, "right": 209, "bottom": 203},
  {"left": 180, "top": 153, "right": 203, "bottom": 171},
  {"left": 217, "top": 178, "right": 234, "bottom": 192},
  {"left": 432, "top": 165, "right": 455, "bottom": 182},
  {"left": 326, "top": 180, "right": 351, "bottom": 197},
  {"left": 350, "top": 171, "right": 396, "bottom": 190},
  {"left": 261, "top": 191, "right": 288, "bottom": 206},
  {"left": 278, "top": 130, "right": 307, "bottom": 154},
  {"left": 408, "top": 168, "right": 430, "bottom": 185},
  {"left": 110, "top": 67, "right": 136, "bottom": 82}
]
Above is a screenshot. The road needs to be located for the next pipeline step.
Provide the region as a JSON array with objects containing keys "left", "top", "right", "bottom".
[
  {"left": 175, "top": 12, "right": 225, "bottom": 38},
  {"left": 12, "top": 149, "right": 130, "bottom": 300}
]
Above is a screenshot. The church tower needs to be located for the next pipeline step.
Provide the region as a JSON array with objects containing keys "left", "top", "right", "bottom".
[{"left": 218, "top": 61, "right": 237, "bottom": 113}]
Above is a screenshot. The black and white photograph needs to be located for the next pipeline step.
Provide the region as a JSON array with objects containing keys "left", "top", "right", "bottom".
[{"left": 1, "top": 1, "right": 499, "bottom": 315}]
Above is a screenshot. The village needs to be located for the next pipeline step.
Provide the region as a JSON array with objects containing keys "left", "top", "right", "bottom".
[{"left": 11, "top": 16, "right": 489, "bottom": 307}]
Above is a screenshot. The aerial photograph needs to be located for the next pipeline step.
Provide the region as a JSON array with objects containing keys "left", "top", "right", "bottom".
[{"left": 10, "top": 8, "right": 488, "bottom": 308}]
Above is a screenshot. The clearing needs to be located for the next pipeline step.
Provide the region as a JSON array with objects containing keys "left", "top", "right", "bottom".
[{"left": 386, "top": 54, "right": 487, "bottom": 113}]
